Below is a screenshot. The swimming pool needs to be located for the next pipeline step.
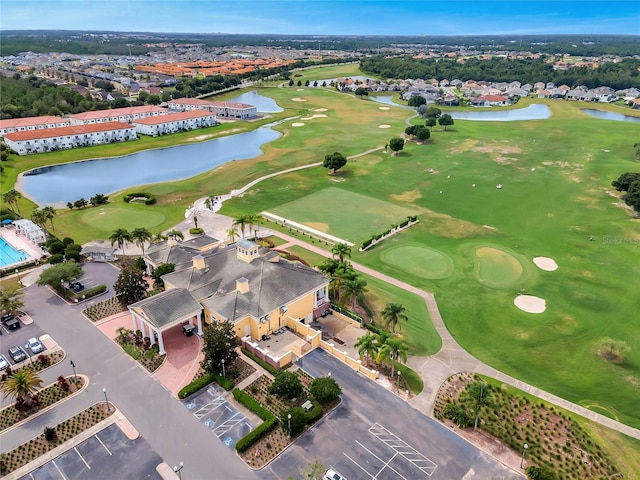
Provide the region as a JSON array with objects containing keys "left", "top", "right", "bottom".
[{"left": 0, "top": 237, "right": 28, "bottom": 267}]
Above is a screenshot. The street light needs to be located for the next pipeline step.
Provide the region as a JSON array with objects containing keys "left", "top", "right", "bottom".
[
  {"left": 173, "top": 461, "right": 184, "bottom": 480},
  {"left": 102, "top": 387, "right": 109, "bottom": 412},
  {"left": 396, "top": 370, "right": 402, "bottom": 388},
  {"left": 520, "top": 443, "right": 529, "bottom": 468},
  {"left": 24, "top": 344, "right": 33, "bottom": 364},
  {"left": 70, "top": 360, "right": 77, "bottom": 379},
  {"left": 15, "top": 269, "right": 20, "bottom": 284},
  {"left": 287, "top": 413, "right": 292, "bottom": 439},
  {"left": 221, "top": 358, "right": 225, "bottom": 378}
]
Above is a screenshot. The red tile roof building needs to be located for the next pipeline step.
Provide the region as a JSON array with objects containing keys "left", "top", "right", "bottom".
[
  {"left": 167, "top": 98, "right": 257, "bottom": 119},
  {"left": 132, "top": 110, "right": 217, "bottom": 136},
  {"left": 68, "top": 105, "right": 169, "bottom": 125},
  {"left": 4, "top": 122, "right": 137, "bottom": 155},
  {"left": 0, "top": 116, "right": 71, "bottom": 136}
]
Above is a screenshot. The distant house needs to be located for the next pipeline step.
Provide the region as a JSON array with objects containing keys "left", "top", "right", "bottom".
[{"left": 472, "top": 95, "right": 510, "bottom": 107}]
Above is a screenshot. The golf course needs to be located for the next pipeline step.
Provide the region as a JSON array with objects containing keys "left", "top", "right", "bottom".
[{"left": 4, "top": 63, "right": 640, "bottom": 471}]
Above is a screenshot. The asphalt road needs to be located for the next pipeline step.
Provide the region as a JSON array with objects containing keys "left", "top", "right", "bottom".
[
  {"left": 260, "top": 350, "right": 524, "bottom": 480},
  {"left": 2, "top": 263, "right": 258, "bottom": 480}
]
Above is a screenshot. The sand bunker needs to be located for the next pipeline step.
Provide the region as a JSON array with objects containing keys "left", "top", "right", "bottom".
[
  {"left": 301, "top": 114, "right": 328, "bottom": 120},
  {"left": 291, "top": 122, "right": 305, "bottom": 127},
  {"left": 379, "top": 124, "right": 391, "bottom": 129},
  {"left": 378, "top": 106, "right": 390, "bottom": 110},
  {"left": 313, "top": 108, "right": 328, "bottom": 112},
  {"left": 533, "top": 257, "right": 558, "bottom": 271},
  {"left": 292, "top": 98, "right": 307, "bottom": 102},
  {"left": 296, "top": 88, "right": 305, "bottom": 91},
  {"left": 514, "top": 295, "right": 546, "bottom": 314}
]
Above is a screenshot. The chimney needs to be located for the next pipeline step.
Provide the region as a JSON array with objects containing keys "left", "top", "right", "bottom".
[
  {"left": 192, "top": 255, "right": 206, "bottom": 270},
  {"left": 236, "top": 277, "right": 249, "bottom": 294}
]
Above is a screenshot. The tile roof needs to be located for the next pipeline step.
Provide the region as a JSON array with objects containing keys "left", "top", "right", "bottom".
[
  {"left": 68, "top": 105, "right": 167, "bottom": 121},
  {"left": 0, "top": 116, "right": 69, "bottom": 129},
  {"left": 129, "top": 288, "right": 202, "bottom": 329},
  {"left": 133, "top": 110, "right": 215, "bottom": 125},
  {"left": 3, "top": 122, "right": 133, "bottom": 142}
]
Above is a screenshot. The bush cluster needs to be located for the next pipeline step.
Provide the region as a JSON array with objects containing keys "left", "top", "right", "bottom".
[
  {"left": 178, "top": 373, "right": 216, "bottom": 399},
  {"left": 232, "top": 388, "right": 279, "bottom": 453},
  {"left": 123, "top": 192, "right": 156, "bottom": 205},
  {"left": 241, "top": 348, "right": 279, "bottom": 375},
  {"left": 361, "top": 215, "right": 418, "bottom": 250}
]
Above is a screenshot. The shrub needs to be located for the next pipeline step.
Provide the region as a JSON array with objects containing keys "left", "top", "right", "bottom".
[
  {"left": 241, "top": 348, "right": 279, "bottom": 375},
  {"left": 303, "top": 398, "right": 323, "bottom": 424},
  {"left": 232, "top": 388, "right": 274, "bottom": 421},
  {"left": 189, "top": 227, "right": 204, "bottom": 235},
  {"left": 47, "top": 241, "right": 64, "bottom": 254},
  {"left": 309, "top": 376, "right": 342, "bottom": 405},
  {"left": 280, "top": 407, "right": 306, "bottom": 436},
  {"left": 178, "top": 373, "right": 216, "bottom": 399},
  {"left": 44, "top": 427, "right": 56, "bottom": 442},
  {"left": 526, "top": 465, "right": 557, "bottom": 480},
  {"left": 122, "top": 192, "right": 156, "bottom": 205},
  {"left": 269, "top": 371, "right": 303, "bottom": 399},
  {"left": 443, "top": 403, "right": 473, "bottom": 428},
  {"left": 235, "top": 417, "right": 278, "bottom": 453},
  {"left": 62, "top": 237, "right": 75, "bottom": 246},
  {"left": 48, "top": 253, "right": 64, "bottom": 264}
]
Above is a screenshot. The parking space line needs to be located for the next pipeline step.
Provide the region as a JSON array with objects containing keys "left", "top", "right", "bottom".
[
  {"left": 343, "top": 452, "right": 374, "bottom": 479},
  {"left": 74, "top": 447, "right": 91, "bottom": 469},
  {"left": 52, "top": 459, "right": 69, "bottom": 480},
  {"left": 95, "top": 433, "right": 113, "bottom": 455},
  {"left": 356, "top": 440, "right": 407, "bottom": 480},
  {"left": 193, "top": 396, "right": 225, "bottom": 419},
  {"left": 368, "top": 423, "right": 437, "bottom": 476},
  {"left": 213, "top": 412, "right": 246, "bottom": 437}
]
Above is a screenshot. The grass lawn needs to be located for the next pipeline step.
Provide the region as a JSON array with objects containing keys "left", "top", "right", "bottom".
[{"left": 281, "top": 244, "right": 329, "bottom": 267}]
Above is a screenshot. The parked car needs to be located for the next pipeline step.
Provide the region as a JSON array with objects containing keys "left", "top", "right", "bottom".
[
  {"left": 26, "top": 337, "right": 44, "bottom": 354},
  {"left": 1, "top": 313, "right": 14, "bottom": 322},
  {"left": 261, "top": 334, "right": 271, "bottom": 341},
  {"left": 324, "top": 469, "right": 346, "bottom": 480},
  {"left": 2, "top": 315, "right": 20, "bottom": 331},
  {"left": 0, "top": 355, "right": 9, "bottom": 371},
  {"left": 70, "top": 281, "right": 84, "bottom": 293},
  {"left": 182, "top": 325, "right": 195, "bottom": 337},
  {"left": 8, "top": 346, "right": 27, "bottom": 363}
]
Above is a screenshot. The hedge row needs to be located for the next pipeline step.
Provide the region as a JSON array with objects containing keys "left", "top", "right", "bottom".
[
  {"left": 241, "top": 348, "right": 279, "bottom": 375},
  {"left": 361, "top": 215, "right": 418, "bottom": 250},
  {"left": 330, "top": 303, "right": 363, "bottom": 323},
  {"left": 69, "top": 284, "right": 107, "bottom": 302},
  {"left": 178, "top": 372, "right": 234, "bottom": 399},
  {"left": 303, "top": 398, "right": 323, "bottom": 424},
  {"left": 233, "top": 388, "right": 280, "bottom": 453},
  {"left": 232, "top": 388, "right": 274, "bottom": 421},
  {"left": 364, "top": 322, "right": 383, "bottom": 334},
  {"left": 123, "top": 192, "right": 156, "bottom": 205}
]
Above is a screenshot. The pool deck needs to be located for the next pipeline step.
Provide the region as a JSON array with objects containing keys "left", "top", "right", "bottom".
[{"left": 0, "top": 226, "right": 45, "bottom": 270}]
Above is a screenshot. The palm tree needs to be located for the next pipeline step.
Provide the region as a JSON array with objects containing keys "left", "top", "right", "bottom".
[
  {"left": 151, "top": 232, "right": 167, "bottom": 244},
  {"left": 354, "top": 332, "right": 378, "bottom": 366},
  {"left": 382, "top": 303, "right": 408, "bottom": 334},
  {"left": 226, "top": 226, "right": 239, "bottom": 242},
  {"left": 167, "top": 229, "right": 184, "bottom": 241},
  {"left": 41, "top": 205, "right": 56, "bottom": 232},
  {"left": 247, "top": 213, "right": 264, "bottom": 239},
  {"left": 342, "top": 276, "right": 367, "bottom": 310},
  {"left": 31, "top": 209, "right": 46, "bottom": 228},
  {"left": 376, "top": 336, "right": 408, "bottom": 380},
  {"left": 331, "top": 243, "right": 352, "bottom": 262},
  {"left": 109, "top": 228, "right": 132, "bottom": 255},
  {"left": 1, "top": 369, "right": 43, "bottom": 408},
  {"left": 330, "top": 261, "right": 356, "bottom": 302},
  {"left": 232, "top": 215, "right": 251, "bottom": 239},
  {"left": 131, "top": 227, "right": 151, "bottom": 255},
  {"left": 462, "top": 380, "right": 493, "bottom": 431},
  {"left": 3, "top": 189, "right": 22, "bottom": 214}
]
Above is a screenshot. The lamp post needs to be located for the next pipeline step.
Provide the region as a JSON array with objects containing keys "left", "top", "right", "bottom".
[
  {"left": 24, "top": 344, "right": 32, "bottom": 364},
  {"left": 520, "top": 443, "right": 529, "bottom": 468},
  {"left": 396, "top": 370, "right": 401, "bottom": 388},
  {"left": 15, "top": 269, "right": 20, "bottom": 284},
  {"left": 70, "top": 360, "right": 77, "bottom": 379},
  {"left": 102, "top": 387, "right": 109, "bottom": 412},
  {"left": 82, "top": 294, "right": 87, "bottom": 310},
  {"left": 173, "top": 461, "right": 184, "bottom": 480},
  {"left": 221, "top": 358, "right": 225, "bottom": 378},
  {"left": 287, "top": 413, "right": 292, "bottom": 439}
]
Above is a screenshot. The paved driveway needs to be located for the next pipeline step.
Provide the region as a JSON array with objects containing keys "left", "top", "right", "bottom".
[{"left": 260, "top": 350, "right": 524, "bottom": 480}]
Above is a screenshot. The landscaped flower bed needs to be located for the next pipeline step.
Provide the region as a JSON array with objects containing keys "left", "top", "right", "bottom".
[
  {"left": 433, "top": 373, "right": 621, "bottom": 479},
  {"left": 115, "top": 328, "right": 165, "bottom": 373},
  {"left": 0, "top": 376, "right": 84, "bottom": 432},
  {"left": 0, "top": 403, "right": 112, "bottom": 475},
  {"left": 1, "top": 351, "right": 65, "bottom": 379},
  {"left": 84, "top": 297, "right": 127, "bottom": 322}
]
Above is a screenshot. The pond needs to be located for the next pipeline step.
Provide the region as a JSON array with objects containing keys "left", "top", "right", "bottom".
[
  {"left": 229, "top": 90, "right": 283, "bottom": 113},
  {"left": 582, "top": 109, "right": 640, "bottom": 123},
  {"left": 448, "top": 104, "right": 551, "bottom": 121},
  {"left": 368, "top": 96, "right": 412, "bottom": 109},
  {"left": 21, "top": 127, "right": 281, "bottom": 205}
]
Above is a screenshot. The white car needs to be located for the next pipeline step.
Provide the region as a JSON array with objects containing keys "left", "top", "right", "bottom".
[
  {"left": 0, "top": 355, "right": 9, "bottom": 371},
  {"left": 324, "top": 469, "right": 346, "bottom": 480},
  {"left": 26, "top": 337, "right": 44, "bottom": 354}
]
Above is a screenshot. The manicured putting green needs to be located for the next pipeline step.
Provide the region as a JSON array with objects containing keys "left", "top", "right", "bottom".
[
  {"left": 80, "top": 207, "right": 166, "bottom": 232},
  {"left": 380, "top": 245, "right": 454, "bottom": 280},
  {"left": 474, "top": 246, "right": 525, "bottom": 289},
  {"left": 272, "top": 187, "right": 416, "bottom": 242}
]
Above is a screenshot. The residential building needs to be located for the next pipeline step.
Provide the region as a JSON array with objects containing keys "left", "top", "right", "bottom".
[
  {"left": 0, "top": 116, "right": 70, "bottom": 136},
  {"left": 68, "top": 105, "right": 169, "bottom": 125},
  {"left": 132, "top": 239, "right": 330, "bottom": 354},
  {"left": 167, "top": 98, "right": 257, "bottom": 119},
  {"left": 3, "top": 122, "right": 137, "bottom": 155},
  {"left": 133, "top": 110, "right": 217, "bottom": 136}
]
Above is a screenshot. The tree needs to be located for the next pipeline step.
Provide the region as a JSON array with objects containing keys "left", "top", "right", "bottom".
[
  {"left": 323, "top": 151, "right": 347, "bottom": 174},
  {"left": 110, "top": 228, "right": 132, "bottom": 255},
  {"left": 331, "top": 243, "right": 351, "bottom": 262},
  {"left": 2, "top": 189, "right": 22, "bottom": 213},
  {"left": 425, "top": 117, "right": 437, "bottom": 130},
  {"left": 461, "top": 380, "right": 493, "bottom": 431},
  {"left": 309, "top": 376, "right": 342, "bottom": 404},
  {"left": 625, "top": 180, "right": 640, "bottom": 211},
  {"left": 200, "top": 320, "right": 239, "bottom": 376},
  {"left": 289, "top": 458, "right": 326, "bottom": 480},
  {"left": 131, "top": 227, "right": 151, "bottom": 255},
  {"left": 37, "top": 260, "right": 82, "bottom": 293},
  {"left": 611, "top": 172, "right": 640, "bottom": 192},
  {"left": 415, "top": 126, "right": 431, "bottom": 143},
  {"left": 232, "top": 215, "right": 252, "bottom": 239},
  {"left": 376, "top": 335, "right": 408, "bottom": 379},
  {"left": 0, "top": 286, "right": 24, "bottom": 315},
  {"left": 330, "top": 261, "right": 356, "bottom": 302},
  {"left": 408, "top": 95, "right": 426, "bottom": 107},
  {"left": 1, "top": 369, "right": 43, "bottom": 409},
  {"left": 382, "top": 303, "right": 408, "bottom": 333},
  {"left": 425, "top": 106, "right": 442, "bottom": 119},
  {"left": 342, "top": 276, "right": 367, "bottom": 310},
  {"left": 113, "top": 261, "right": 147, "bottom": 306},
  {"left": 31, "top": 209, "right": 46, "bottom": 228},
  {"left": 438, "top": 114, "right": 454, "bottom": 131},
  {"left": 355, "top": 332, "right": 378, "bottom": 365},
  {"left": 388, "top": 137, "right": 404, "bottom": 155},
  {"left": 226, "top": 226, "right": 239, "bottom": 242},
  {"left": 247, "top": 213, "right": 264, "bottom": 239},
  {"left": 73, "top": 198, "right": 88, "bottom": 209},
  {"left": 281, "top": 406, "right": 306, "bottom": 436},
  {"left": 42, "top": 205, "right": 56, "bottom": 232},
  {"left": 354, "top": 87, "right": 368, "bottom": 97},
  {"left": 167, "top": 229, "right": 184, "bottom": 241},
  {"left": 404, "top": 125, "right": 416, "bottom": 136},
  {"left": 598, "top": 337, "right": 630, "bottom": 363},
  {"left": 151, "top": 263, "right": 175, "bottom": 290},
  {"left": 269, "top": 371, "right": 303, "bottom": 399},
  {"left": 89, "top": 193, "right": 109, "bottom": 206}
]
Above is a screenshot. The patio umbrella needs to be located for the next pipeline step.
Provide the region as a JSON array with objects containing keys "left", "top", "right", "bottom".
[{"left": 2, "top": 219, "right": 13, "bottom": 225}]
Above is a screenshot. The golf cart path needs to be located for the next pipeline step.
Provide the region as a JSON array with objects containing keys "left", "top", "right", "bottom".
[{"left": 264, "top": 231, "right": 640, "bottom": 441}]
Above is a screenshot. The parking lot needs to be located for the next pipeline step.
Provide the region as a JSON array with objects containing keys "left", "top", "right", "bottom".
[
  {"left": 20, "top": 424, "right": 162, "bottom": 480},
  {"left": 0, "top": 315, "right": 48, "bottom": 369},
  {"left": 182, "top": 384, "right": 254, "bottom": 449}
]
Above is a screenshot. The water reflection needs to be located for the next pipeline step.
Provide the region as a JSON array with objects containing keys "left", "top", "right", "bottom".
[
  {"left": 229, "top": 91, "right": 283, "bottom": 113},
  {"left": 582, "top": 109, "right": 640, "bottom": 123}
]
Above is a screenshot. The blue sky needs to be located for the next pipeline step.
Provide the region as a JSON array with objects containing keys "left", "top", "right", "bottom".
[{"left": 1, "top": 1, "right": 639, "bottom": 36}]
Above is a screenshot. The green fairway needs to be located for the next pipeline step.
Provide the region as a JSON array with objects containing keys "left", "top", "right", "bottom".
[
  {"left": 473, "top": 245, "right": 528, "bottom": 289},
  {"left": 271, "top": 187, "right": 416, "bottom": 243},
  {"left": 80, "top": 206, "right": 166, "bottom": 232},
  {"left": 380, "top": 244, "right": 454, "bottom": 280}
]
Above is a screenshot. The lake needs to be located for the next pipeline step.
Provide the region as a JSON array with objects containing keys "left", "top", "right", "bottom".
[
  {"left": 368, "top": 96, "right": 412, "bottom": 109},
  {"left": 21, "top": 127, "right": 281, "bottom": 205},
  {"left": 229, "top": 91, "right": 283, "bottom": 113},
  {"left": 582, "top": 109, "right": 640, "bottom": 123},
  {"left": 448, "top": 104, "right": 551, "bottom": 121}
]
